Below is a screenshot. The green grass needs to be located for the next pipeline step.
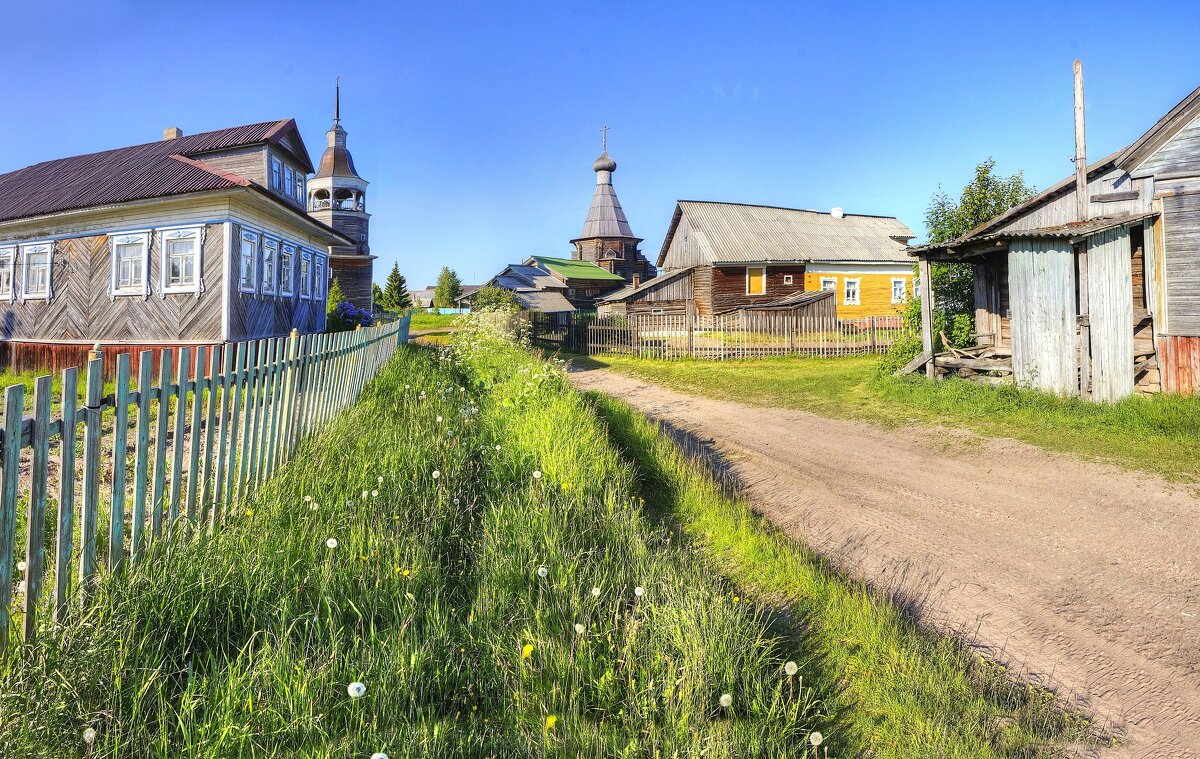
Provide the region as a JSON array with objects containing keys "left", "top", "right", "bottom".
[
  {"left": 0, "top": 324, "right": 823, "bottom": 757},
  {"left": 587, "top": 394, "right": 1101, "bottom": 757},
  {"left": 576, "top": 353, "right": 1200, "bottom": 482},
  {"left": 408, "top": 311, "right": 464, "bottom": 331}
]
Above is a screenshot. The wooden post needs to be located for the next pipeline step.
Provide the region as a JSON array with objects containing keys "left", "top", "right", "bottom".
[
  {"left": 686, "top": 299, "right": 696, "bottom": 357},
  {"left": 918, "top": 258, "right": 936, "bottom": 378},
  {"left": 1077, "top": 245, "right": 1091, "bottom": 399},
  {"left": 1074, "top": 59, "right": 1089, "bottom": 221},
  {"left": 0, "top": 384, "right": 23, "bottom": 653},
  {"left": 23, "top": 376, "right": 52, "bottom": 642},
  {"left": 109, "top": 354, "right": 131, "bottom": 569},
  {"left": 79, "top": 347, "right": 104, "bottom": 594},
  {"left": 54, "top": 368, "right": 78, "bottom": 622}
]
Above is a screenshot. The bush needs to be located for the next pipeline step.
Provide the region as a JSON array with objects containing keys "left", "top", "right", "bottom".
[{"left": 326, "top": 299, "right": 373, "bottom": 333}]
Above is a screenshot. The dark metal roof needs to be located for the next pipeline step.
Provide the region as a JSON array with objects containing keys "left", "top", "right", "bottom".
[
  {"left": 742, "top": 288, "right": 835, "bottom": 310},
  {"left": 0, "top": 119, "right": 314, "bottom": 224},
  {"left": 313, "top": 125, "right": 362, "bottom": 180},
  {"left": 597, "top": 266, "right": 692, "bottom": 303}
]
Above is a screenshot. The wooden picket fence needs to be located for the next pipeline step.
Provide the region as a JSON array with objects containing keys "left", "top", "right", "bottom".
[
  {"left": 0, "top": 312, "right": 412, "bottom": 653},
  {"left": 529, "top": 311, "right": 914, "bottom": 360}
]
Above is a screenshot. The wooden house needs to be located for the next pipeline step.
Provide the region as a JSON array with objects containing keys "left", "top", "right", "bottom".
[
  {"left": 600, "top": 201, "right": 915, "bottom": 317},
  {"left": 909, "top": 82, "right": 1200, "bottom": 400},
  {"left": 0, "top": 120, "right": 352, "bottom": 371},
  {"left": 481, "top": 256, "right": 625, "bottom": 312}
]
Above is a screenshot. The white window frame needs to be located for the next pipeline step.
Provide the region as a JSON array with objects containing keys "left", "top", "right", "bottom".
[
  {"left": 843, "top": 277, "right": 861, "bottom": 306},
  {"left": 20, "top": 242, "right": 54, "bottom": 301},
  {"left": 783, "top": 274, "right": 794, "bottom": 286},
  {"left": 0, "top": 247, "right": 14, "bottom": 301},
  {"left": 745, "top": 265, "right": 766, "bottom": 296},
  {"left": 260, "top": 237, "right": 279, "bottom": 296},
  {"left": 109, "top": 231, "right": 151, "bottom": 297},
  {"left": 820, "top": 276, "right": 837, "bottom": 291},
  {"left": 891, "top": 277, "right": 907, "bottom": 304},
  {"left": 283, "top": 165, "right": 294, "bottom": 199},
  {"left": 269, "top": 156, "right": 282, "bottom": 191},
  {"left": 279, "top": 242, "right": 295, "bottom": 297},
  {"left": 299, "top": 250, "right": 312, "bottom": 300},
  {"left": 294, "top": 172, "right": 306, "bottom": 203},
  {"left": 314, "top": 254, "right": 327, "bottom": 300},
  {"left": 159, "top": 226, "right": 204, "bottom": 295},
  {"left": 238, "top": 230, "right": 259, "bottom": 294}
]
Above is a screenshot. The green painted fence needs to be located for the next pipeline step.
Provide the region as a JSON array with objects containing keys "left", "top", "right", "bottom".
[{"left": 0, "top": 313, "right": 412, "bottom": 653}]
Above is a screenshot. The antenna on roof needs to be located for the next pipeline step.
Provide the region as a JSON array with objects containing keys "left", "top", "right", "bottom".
[
  {"left": 334, "top": 76, "right": 341, "bottom": 126},
  {"left": 600, "top": 125, "right": 609, "bottom": 153}
]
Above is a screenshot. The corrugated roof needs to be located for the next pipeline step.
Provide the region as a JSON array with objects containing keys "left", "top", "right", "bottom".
[
  {"left": 0, "top": 119, "right": 313, "bottom": 224},
  {"left": 513, "top": 289, "right": 576, "bottom": 313},
  {"left": 658, "top": 201, "right": 916, "bottom": 268},
  {"left": 491, "top": 264, "right": 568, "bottom": 291},
  {"left": 908, "top": 212, "right": 1157, "bottom": 256},
  {"left": 530, "top": 256, "right": 626, "bottom": 282},
  {"left": 741, "top": 288, "right": 834, "bottom": 309}
]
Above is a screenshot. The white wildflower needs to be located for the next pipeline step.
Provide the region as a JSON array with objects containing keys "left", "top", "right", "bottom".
[
  {"left": 634, "top": 586, "right": 645, "bottom": 597},
  {"left": 785, "top": 661, "right": 799, "bottom": 676},
  {"left": 304, "top": 495, "right": 312, "bottom": 503},
  {"left": 591, "top": 586, "right": 601, "bottom": 597},
  {"left": 82, "top": 727, "right": 97, "bottom": 745},
  {"left": 719, "top": 693, "right": 733, "bottom": 708},
  {"left": 362, "top": 490, "right": 369, "bottom": 499},
  {"left": 326, "top": 538, "right": 338, "bottom": 549},
  {"left": 532, "top": 470, "right": 543, "bottom": 480},
  {"left": 574, "top": 623, "right": 586, "bottom": 635},
  {"left": 809, "top": 731, "right": 823, "bottom": 746},
  {"left": 436, "top": 416, "right": 443, "bottom": 423},
  {"left": 536, "top": 565, "right": 549, "bottom": 578},
  {"left": 371, "top": 754, "right": 389, "bottom": 759},
  {"left": 495, "top": 444, "right": 501, "bottom": 451},
  {"left": 16, "top": 560, "right": 26, "bottom": 573},
  {"left": 377, "top": 476, "right": 384, "bottom": 484},
  {"left": 372, "top": 490, "right": 379, "bottom": 497},
  {"left": 347, "top": 681, "right": 367, "bottom": 698},
  {"left": 432, "top": 470, "right": 441, "bottom": 480}
]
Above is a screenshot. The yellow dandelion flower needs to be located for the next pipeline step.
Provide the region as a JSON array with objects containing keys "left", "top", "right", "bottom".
[
  {"left": 545, "top": 715, "right": 557, "bottom": 730},
  {"left": 244, "top": 508, "right": 254, "bottom": 517},
  {"left": 402, "top": 568, "right": 411, "bottom": 577},
  {"left": 521, "top": 643, "right": 534, "bottom": 661}
]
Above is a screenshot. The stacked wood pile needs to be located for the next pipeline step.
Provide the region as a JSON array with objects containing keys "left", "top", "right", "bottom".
[{"left": 931, "top": 344, "right": 1014, "bottom": 385}]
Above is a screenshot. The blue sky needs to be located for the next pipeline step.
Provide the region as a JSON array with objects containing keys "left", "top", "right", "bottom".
[{"left": 2, "top": 1, "right": 1199, "bottom": 289}]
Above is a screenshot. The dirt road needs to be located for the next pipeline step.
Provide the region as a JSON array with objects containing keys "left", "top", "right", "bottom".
[{"left": 569, "top": 366, "right": 1200, "bottom": 758}]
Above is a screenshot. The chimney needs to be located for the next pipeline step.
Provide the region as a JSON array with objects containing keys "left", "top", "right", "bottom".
[
  {"left": 163, "top": 127, "right": 184, "bottom": 141},
  {"left": 631, "top": 275, "right": 641, "bottom": 288}
]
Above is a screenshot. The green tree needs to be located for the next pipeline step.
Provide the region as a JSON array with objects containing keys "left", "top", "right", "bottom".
[
  {"left": 372, "top": 282, "right": 384, "bottom": 307},
  {"left": 381, "top": 262, "right": 412, "bottom": 311},
  {"left": 470, "top": 285, "right": 520, "bottom": 312},
  {"left": 327, "top": 278, "right": 346, "bottom": 317},
  {"left": 433, "top": 266, "right": 463, "bottom": 308},
  {"left": 906, "top": 158, "right": 1035, "bottom": 347}
]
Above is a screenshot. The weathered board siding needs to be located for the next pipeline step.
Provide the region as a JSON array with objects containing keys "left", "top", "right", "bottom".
[
  {"left": 1161, "top": 335, "right": 1200, "bottom": 394},
  {"left": 1136, "top": 114, "right": 1200, "bottom": 176},
  {"left": 193, "top": 146, "right": 267, "bottom": 186},
  {"left": 0, "top": 223, "right": 224, "bottom": 344},
  {"left": 708, "top": 264, "right": 806, "bottom": 314},
  {"left": 228, "top": 222, "right": 324, "bottom": 340},
  {"left": 1158, "top": 182, "right": 1200, "bottom": 336},
  {"left": 329, "top": 255, "right": 374, "bottom": 312},
  {"left": 803, "top": 269, "right": 912, "bottom": 318},
  {"left": 996, "top": 170, "right": 1153, "bottom": 233},
  {"left": 1086, "top": 226, "right": 1135, "bottom": 402},
  {"left": 604, "top": 269, "right": 694, "bottom": 316},
  {"left": 1009, "top": 240, "right": 1076, "bottom": 395}
]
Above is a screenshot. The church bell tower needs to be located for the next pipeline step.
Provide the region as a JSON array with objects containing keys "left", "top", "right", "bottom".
[{"left": 308, "top": 79, "right": 375, "bottom": 311}]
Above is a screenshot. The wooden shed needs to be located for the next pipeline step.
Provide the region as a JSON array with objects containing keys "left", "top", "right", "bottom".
[{"left": 909, "top": 81, "right": 1200, "bottom": 399}]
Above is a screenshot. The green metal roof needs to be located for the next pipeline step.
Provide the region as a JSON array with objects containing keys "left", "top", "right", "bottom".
[{"left": 531, "top": 256, "right": 626, "bottom": 282}]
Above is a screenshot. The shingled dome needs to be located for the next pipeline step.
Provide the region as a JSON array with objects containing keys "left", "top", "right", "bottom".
[
  {"left": 576, "top": 149, "right": 636, "bottom": 241},
  {"left": 592, "top": 151, "right": 617, "bottom": 172}
]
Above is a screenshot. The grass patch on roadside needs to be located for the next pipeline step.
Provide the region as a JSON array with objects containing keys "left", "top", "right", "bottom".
[
  {"left": 575, "top": 353, "right": 1200, "bottom": 482},
  {"left": 1, "top": 327, "right": 824, "bottom": 757},
  {"left": 587, "top": 392, "right": 1104, "bottom": 757},
  {"left": 408, "top": 311, "right": 463, "bottom": 331}
]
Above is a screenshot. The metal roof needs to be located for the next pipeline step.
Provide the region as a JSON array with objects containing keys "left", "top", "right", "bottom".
[
  {"left": 597, "top": 266, "right": 692, "bottom": 302},
  {"left": 908, "top": 212, "right": 1157, "bottom": 257},
  {"left": 741, "top": 288, "right": 834, "bottom": 310},
  {"left": 0, "top": 119, "right": 316, "bottom": 225},
  {"left": 657, "top": 201, "right": 916, "bottom": 268},
  {"left": 513, "top": 289, "right": 576, "bottom": 313},
  {"left": 491, "top": 264, "right": 568, "bottom": 291}
]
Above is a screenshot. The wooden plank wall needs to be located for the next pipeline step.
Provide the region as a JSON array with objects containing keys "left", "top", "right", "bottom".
[
  {"left": 708, "top": 264, "right": 806, "bottom": 314},
  {"left": 0, "top": 224, "right": 224, "bottom": 343},
  {"left": 228, "top": 223, "right": 324, "bottom": 341},
  {"left": 1086, "top": 226, "right": 1135, "bottom": 402},
  {"left": 1158, "top": 182, "right": 1200, "bottom": 336},
  {"left": 1161, "top": 335, "right": 1200, "bottom": 394},
  {"left": 995, "top": 170, "right": 1153, "bottom": 233},
  {"left": 1008, "top": 240, "right": 1077, "bottom": 395},
  {"left": 0, "top": 313, "right": 411, "bottom": 654}
]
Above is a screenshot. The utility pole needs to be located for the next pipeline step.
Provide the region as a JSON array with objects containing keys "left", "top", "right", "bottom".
[{"left": 1073, "top": 59, "right": 1089, "bottom": 221}]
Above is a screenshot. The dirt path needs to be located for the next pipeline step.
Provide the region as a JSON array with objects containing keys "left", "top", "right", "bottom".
[{"left": 569, "top": 366, "right": 1200, "bottom": 758}]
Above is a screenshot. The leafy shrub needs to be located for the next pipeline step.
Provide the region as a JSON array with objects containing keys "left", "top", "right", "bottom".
[{"left": 326, "top": 299, "right": 373, "bottom": 333}]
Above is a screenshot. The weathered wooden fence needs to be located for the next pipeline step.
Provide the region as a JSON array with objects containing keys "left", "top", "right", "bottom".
[
  {"left": 0, "top": 312, "right": 412, "bottom": 653},
  {"left": 529, "top": 311, "right": 913, "bottom": 359}
]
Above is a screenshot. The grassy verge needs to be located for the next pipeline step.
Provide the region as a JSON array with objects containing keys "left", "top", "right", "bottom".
[
  {"left": 408, "top": 311, "right": 463, "bottom": 331},
  {"left": 576, "top": 353, "right": 1200, "bottom": 482},
  {"left": 586, "top": 392, "right": 1102, "bottom": 756},
  {"left": 1, "top": 326, "right": 822, "bottom": 756}
]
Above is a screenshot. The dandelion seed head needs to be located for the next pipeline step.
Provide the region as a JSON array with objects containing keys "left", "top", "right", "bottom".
[
  {"left": 809, "top": 731, "right": 823, "bottom": 747},
  {"left": 536, "top": 565, "right": 549, "bottom": 578},
  {"left": 432, "top": 470, "right": 441, "bottom": 480},
  {"left": 634, "top": 586, "right": 645, "bottom": 597},
  {"left": 785, "top": 661, "right": 799, "bottom": 676},
  {"left": 304, "top": 495, "right": 312, "bottom": 503},
  {"left": 495, "top": 444, "right": 501, "bottom": 451},
  {"left": 532, "top": 470, "right": 542, "bottom": 480},
  {"left": 372, "top": 753, "right": 390, "bottom": 759},
  {"left": 574, "top": 623, "right": 586, "bottom": 635},
  {"left": 325, "top": 538, "right": 338, "bottom": 549},
  {"left": 82, "top": 727, "right": 97, "bottom": 745},
  {"left": 310, "top": 503, "right": 319, "bottom": 511},
  {"left": 377, "top": 476, "right": 384, "bottom": 484},
  {"left": 719, "top": 693, "right": 733, "bottom": 708},
  {"left": 16, "top": 561, "right": 26, "bottom": 573},
  {"left": 347, "top": 681, "right": 367, "bottom": 698},
  {"left": 453, "top": 497, "right": 460, "bottom": 505},
  {"left": 371, "top": 490, "right": 379, "bottom": 497},
  {"left": 436, "top": 415, "right": 443, "bottom": 423},
  {"left": 362, "top": 490, "right": 369, "bottom": 499},
  {"left": 591, "top": 586, "right": 601, "bottom": 597}
]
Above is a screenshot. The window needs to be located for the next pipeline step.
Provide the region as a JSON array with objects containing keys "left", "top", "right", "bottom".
[
  {"left": 299, "top": 251, "right": 312, "bottom": 299},
  {"left": 0, "top": 247, "right": 13, "bottom": 300},
  {"left": 261, "top": 238, "right": 279, "bottom": 295},
  {"left": 314, "top": 255, "right": 326, "bottom": 300},
  {"left": 294, "top": 172, "right": 305, "bottom": 203},
  {"left": 279, "top": 243, "right": 295, "bottom": 296},
  {"left": 783, "top": 274, "right": 794, "bottom": 286},
  {"left": 843, "top": 277, "right": 861, "bottom": 306},
  {"left": 891, "top": 277, "right": 907, "bottom": 304},
  {"left": 820, "top": 277, "right": 837, "bottom": 291},
  {"left": 20, "top": 242, "right": 53, "bottom": 300},
  {"left": 746, "top": 266, "right": 766, "bottom": 295},
  {"left": 108, "top": 232, "right": 150, "bottom": 296},
  {"left": 161, "top": 227, "right": 202, "bottom": 294},
  {"left": 269, "top": 157, "right": 282, "bottom": 191},
  {"left": 283, "top": 166, "right": 294, "bottom": 200},
  {"left": 239, "top": 231, "right": 258, "bottom": 293}
]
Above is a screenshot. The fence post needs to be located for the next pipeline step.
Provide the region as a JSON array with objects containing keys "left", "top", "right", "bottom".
[
  {"left": 54, "top": 368, "right": 78, "bottom": 623},
  {"left": 109, "top": 353, "right": 131, "bottom": 570},
  {"left": 870, "top": 316, "right": 878, "bottom": 354},
  {"left": 0, "top": 384, "right": 24, "bottom": 653},
  {"left": 79, "top": 345, "right": 104, "bottom": 595},
  {"left": 22, "top": 376, "right": 52, "bottom": 642}
]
